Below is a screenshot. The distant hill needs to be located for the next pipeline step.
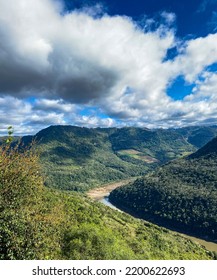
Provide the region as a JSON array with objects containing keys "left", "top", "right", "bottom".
[
  {"left": 174, "top": 126, "right": 217, "bottom": 148},
  {"left": 22, "top": 125, "right": 199, "bottom": 191},
  {"left": 189, "top": 136, "right": 217, "bottom": 159},
  {"left": 2, "top": 125, "right": 217, "bottom": 191},
  {"left": 33, "top": 126, "right": 155, "bottom": 191},
  {"left": 109, "top": 127, "right": 195, "bottom": 162},
  {"left": 110, "top": 135, "right": 217, "bottom": 241}
]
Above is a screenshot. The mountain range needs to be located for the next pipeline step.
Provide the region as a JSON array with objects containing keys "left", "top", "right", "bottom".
[
  {"left": 1, "top": 124, "right": 217, "bottom": 260},
  {"left": 13, "top": 125, "right": 217, "bottom": 191}
]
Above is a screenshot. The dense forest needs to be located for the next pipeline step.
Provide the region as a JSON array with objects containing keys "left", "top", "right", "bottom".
[
  {"left": 110, "top": 136, "right": 217, "bottom": 242},
  {"left": 1, "top": 126, "right": 217, "bottom": 259},
  {"left": 0, "top": 135, "right": 214, "bottom": 260},
  {"left": 9, "top": 125, "right": 217, "bottom": 192}
]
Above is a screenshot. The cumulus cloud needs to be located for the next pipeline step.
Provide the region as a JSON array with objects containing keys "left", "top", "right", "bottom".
[
  {"left": 34, "top": 99, "right": 76, "bottom": 113},
  {"left": 0, "top": 97, "right": 68, "bottom": 135},
  {"left": 172, "top": 34, "right": 217, "bottom": 82},
  {"left": 0, "top": 0, "right": 175, "bottom": 102},
  {"left": 0, "top": 0, "right": 217, "bottom": 134},
  {"left": 0, "top": 96, "right": 116, "bottom": 135}
]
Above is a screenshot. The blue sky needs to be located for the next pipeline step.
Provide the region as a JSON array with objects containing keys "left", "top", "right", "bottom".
[
  {"left": 0, "top": 0, "right": 217, "bottom": 135},
  {"left": 64, "top": 0, "right": 217, "bottom": 37}
]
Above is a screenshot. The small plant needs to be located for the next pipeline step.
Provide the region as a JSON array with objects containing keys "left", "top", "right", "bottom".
[{"left": 5, "top": 126, "right": 13, "bottom": 144}]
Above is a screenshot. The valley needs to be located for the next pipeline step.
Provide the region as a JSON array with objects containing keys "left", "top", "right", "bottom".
[
  {"left": 1, "top": 125, "right": 217, "bottom": 260},
  {"left": 18, "top": 125, "right": 217, "bottom": 193},
  {"left": 87, "top": 179, "right": 217, "bottom": 253},
  {"left": 109, "top": 137, "right": 217, "bottom": 244}
]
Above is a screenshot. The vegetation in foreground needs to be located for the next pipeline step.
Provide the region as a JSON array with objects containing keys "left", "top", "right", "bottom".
[{"left": 0, "top": 132, "right": 213, "bottom": 260}]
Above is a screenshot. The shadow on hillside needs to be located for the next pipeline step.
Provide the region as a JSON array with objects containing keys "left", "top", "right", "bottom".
[{"left": 44, "top": 145, "right": 95, "bottom": 165}]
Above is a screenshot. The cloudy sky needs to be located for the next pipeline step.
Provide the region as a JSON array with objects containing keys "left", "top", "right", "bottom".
[{"left": 0, "top": 0, "right": 217, "bottom": 135}]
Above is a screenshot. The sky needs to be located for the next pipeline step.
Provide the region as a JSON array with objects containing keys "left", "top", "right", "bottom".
[{"left": 0, "top": 0, "right": 217, "bottom": 135}]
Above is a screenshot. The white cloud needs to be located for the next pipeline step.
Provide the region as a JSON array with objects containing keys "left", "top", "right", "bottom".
[
  {"left": 0, "top": 97, "right": 69, "bottom": 135},
  {"left": 172, "top": 34, "right": 217, "bottom": 82},
  {"left": 34, "top": 99, "right": 76, "bottom": 113},
  {"left": 0, "top": 0, "right": 175, "bottom": 102},
  {"left": 185, "top": 71, "right": 217, "bottom": 102},
  {"left": 74, "top": 115, "right": 117, "bottom": 128},
  {"left": 0, "top": 0, "right": 217, "bottom": 134},
  {"left": 161, "top": 12, "right": 176, "bottom": 25}
]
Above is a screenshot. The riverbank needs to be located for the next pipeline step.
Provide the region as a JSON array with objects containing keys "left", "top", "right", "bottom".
[
  {"left": 87, "top": 180, "right": 217, "bottom": 253},
  {"left": 86, "top": 179, "right": 133, "bottom": 200}
]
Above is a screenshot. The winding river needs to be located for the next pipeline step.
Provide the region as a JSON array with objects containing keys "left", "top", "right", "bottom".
[{"left": 87, "top": 179, "right": 217, "bottom": 253}]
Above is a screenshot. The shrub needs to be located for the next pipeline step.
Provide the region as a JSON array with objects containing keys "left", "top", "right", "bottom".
[{"left": 0, "top": 128, "right": 45, "bottom": 259}]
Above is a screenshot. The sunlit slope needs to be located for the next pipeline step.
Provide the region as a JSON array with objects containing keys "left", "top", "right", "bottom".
[{"left": 23, "top": 125, "right": 197, "bottom": 191}]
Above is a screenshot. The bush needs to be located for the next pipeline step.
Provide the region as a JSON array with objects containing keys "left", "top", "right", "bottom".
[{"left": 0, "top": 129, "right": 45, "bottom": 259}]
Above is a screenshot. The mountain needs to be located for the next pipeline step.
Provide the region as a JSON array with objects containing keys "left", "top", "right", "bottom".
[
  {"left": 189, "top": 136, "right": 217, "bottom": 158},
  {"left": 174, "top": 126, "right": 217, "bottom": 148},
  {"left": 17, "top": 125, "right": 198, "bottom": 191},
  {"left": 109, "top": 127, "right": 195, "bottom": 162},
  {"left": 33, "top": 126, "right": 155, "bottom": 191},
  {"left": 109, "top": 135, "right": 217, "bottom": 242},
  {"left": 0, "top": 141, "right": 213, "bottom": 260},
  {"left": 1, "top": 125, "right": 216, "bottom": 192}
]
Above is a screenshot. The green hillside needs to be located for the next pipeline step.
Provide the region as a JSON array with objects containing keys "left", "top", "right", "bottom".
[
  {"left": 109, "top": 136, "right": 217, "bottom": 242},
  {"left": 17, "top": 125, "right": 203, "bottom": 191},
  {"left": 0, "top": 142, "right": 213, "bottom": 260},
  {"left": 174, "top": 126, "right": 217, "bottom": 148},
  {"left": 1, "top": 125, "right": 217, "bottom": 193},
  {"left": 33, "top": 126, "right": 153, "bottom": 191},
  {"left": 109, "top": 127, "right": 196, "bottom": 162}
]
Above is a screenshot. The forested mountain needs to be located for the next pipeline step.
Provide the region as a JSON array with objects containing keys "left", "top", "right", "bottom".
[
  {"left": 0, "top": 141, "right": 213, "bottom": 260},
  {"left": 7, "top": 125, "right": 217, "bottom": 191},
  {"left": 33, "top": 126, "right": 156, "bottom": 191},
  {"left": 174, "top": 126, "right": 217, "bottom": 148},
  {"left": 109, "top": 136, "right": 217, "bottom": 241}
]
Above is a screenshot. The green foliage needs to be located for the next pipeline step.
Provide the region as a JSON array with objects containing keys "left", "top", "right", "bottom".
[
  {"left": 0, "top": 128, "right": 213, "bottom": 260},
  {"left": 2, "top": 125, "right": 217, "bottom": 192},
  {"left": 175, "top": 126, "right": 217, "bottom": 148},
  {"left": 14, "top": 125, "right": 206, "bottom": 192},
  {"left": 0, "top": 136, "right": 41, "bottom": 259},
  {"left": 32, "top": 126, "right": 154, "bottom": 191},
  {"left": 110, "top": 137, "right": 217, "bottom": 241},
  {"left": 5, "top": 126, "right": 13, "bottom": 144}
]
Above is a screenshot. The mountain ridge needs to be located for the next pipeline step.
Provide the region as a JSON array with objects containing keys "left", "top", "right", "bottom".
[
  {"left": 2, "top": 124, "right": 217, "bottom": 191},
  {"left": 23, "top": 125, "right": 195, "bottom": 191}
]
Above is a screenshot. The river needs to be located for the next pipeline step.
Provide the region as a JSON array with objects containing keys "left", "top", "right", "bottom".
[{"left": 87, "top": 180, "right": 217, "bottom": 253}]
